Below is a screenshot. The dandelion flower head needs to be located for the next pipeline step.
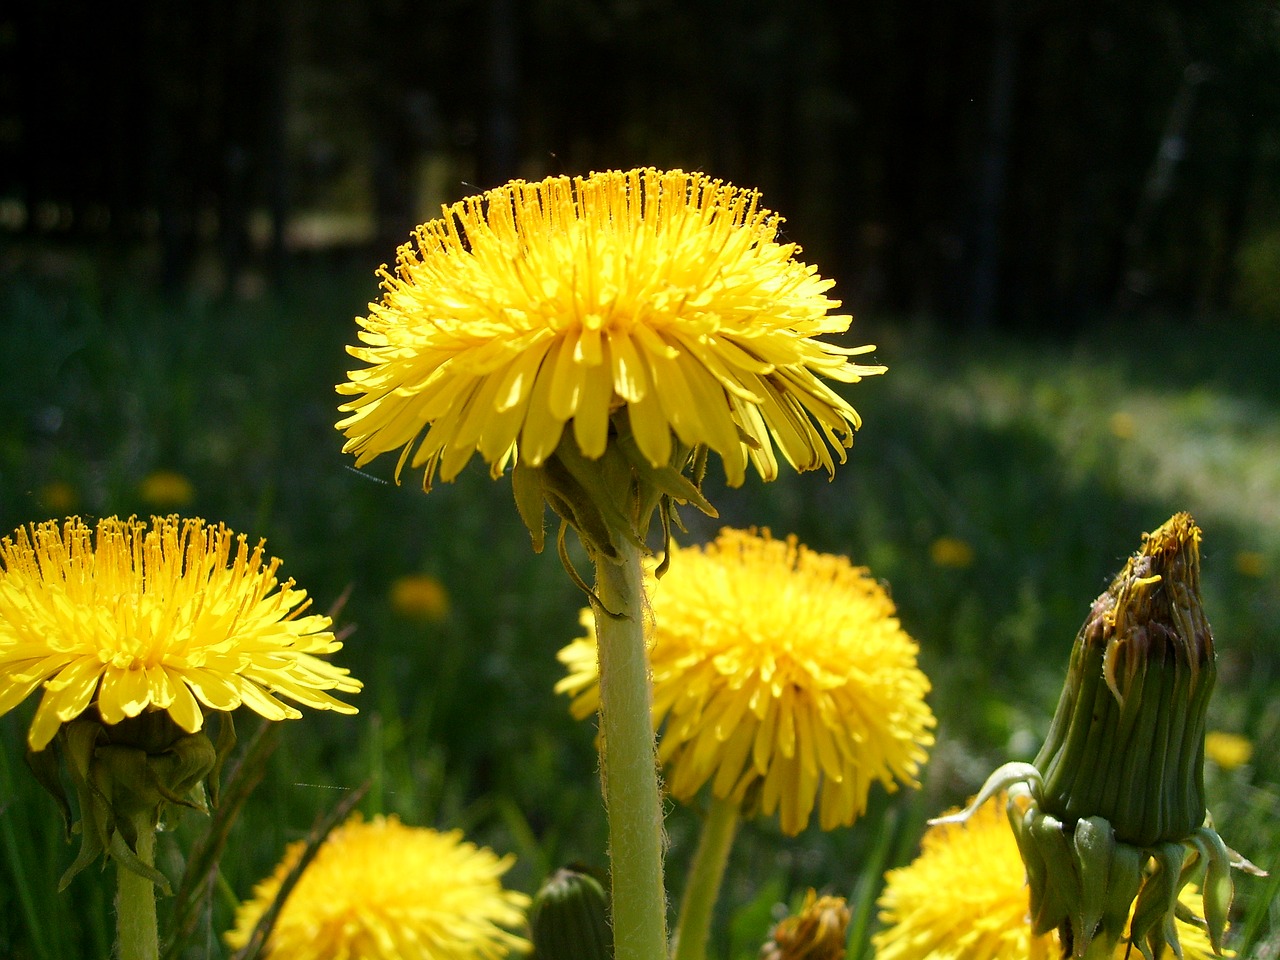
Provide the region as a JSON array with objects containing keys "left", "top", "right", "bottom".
[
  {"left": 874, "top": 794, "right": 1048, "bottom": 960},
  {"left": 389, "top": 572, "right": 451, "bottom": 623},
  {"left": 337, "top": 167, "right": 885, "bottom": 491},
  {"left": 139, "top": 469, "right": 196, "bottom": 507},
  {"left": 0, "top": 515, "right": 361, "bottom": 751},
  {"left": 873, "top": 794, "right": 1228, "bottom": 960},
  {"left": 225, "top": 813, "right": 530, "bottom": 960},
  {"left": 1204, "top": 730, "right": 1253, "bottom": 771},
  {"left": 557, "top": 527, "right": 935, "bottom": 835}
]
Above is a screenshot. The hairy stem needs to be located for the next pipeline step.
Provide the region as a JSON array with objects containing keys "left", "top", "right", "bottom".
[
  {"left": 594, "top": 537, "right": 668, "bottom": 960},
  {"left": 115, "top": 816, "right": 159, "bottom": 960}
]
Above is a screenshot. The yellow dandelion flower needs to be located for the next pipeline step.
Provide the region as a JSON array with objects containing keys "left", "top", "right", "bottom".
[
  {"left": 225, "top": 813, "right": 531, "bottom": 960},
  {"left": 557, "top": 527, "right": 935, "bottom": 835},
  {"left": 874, "top": 795, "right": 1050, "bottom": 960},
  {"left": 929, "top": 536, "right": 975, "bottom": 569},
  {"left": 38, "top": 480, "right": 78, "bottom": 513},
  {"left": 1109, "top": 410, "right": 1136, "bottom": 440},
  {"left": 138, "top": 469, "right": 195, "bottom": 507},
  {"left": 873, "top": 795, "right": 1229, "bottom": 960},
  {"left": 336, "top": 167, "right": 884, "bottom": 491},
  {"left": 1205, "top": 730, "right": 1253, "bottom": 771},
  {"left": 0, "top": 515, "right": 361, "bottom": 751},
  {"left": 389, "top": 572, "right": 451, "bottom": 622},
  {"left": 1233, "top": 551, "right": 1266, "bottom": 578}
]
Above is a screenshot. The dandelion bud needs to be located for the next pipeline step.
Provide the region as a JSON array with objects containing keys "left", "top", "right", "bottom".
[
  {"left": 529, "top": 866, "right": 613, "bottom": 960},
  {"left": 936, "top": 514, "right": 1263, "bottom": 960},
  {"left": 1034, "top": 511, "right": 1213, "bottom": 846}
]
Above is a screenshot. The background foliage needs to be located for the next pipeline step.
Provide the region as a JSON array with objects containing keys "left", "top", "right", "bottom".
[{"left": 3, "top": 0, "right": 1280, "bottom": 324}]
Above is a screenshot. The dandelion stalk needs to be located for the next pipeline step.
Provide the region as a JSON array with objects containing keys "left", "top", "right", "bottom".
[
  {"left": 115, "top": 813, "right": 159, "bottom": 960},
  {"left": 672, "top": 797, "right": 740, "bottom": 960},
  {"left": 594, "top": 537, "right": 669, "bottom": 960}
]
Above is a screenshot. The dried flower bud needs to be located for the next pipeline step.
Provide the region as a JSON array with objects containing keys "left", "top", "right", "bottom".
[
  {"left": 760, "top": 890, "right": 850, "bottom": 960},
  {"left": 1035, "top": 511, "right": 1213, "bottom": 846},
  {"left": 933, "top": 515, "right": 1264, "bottom": 960}
]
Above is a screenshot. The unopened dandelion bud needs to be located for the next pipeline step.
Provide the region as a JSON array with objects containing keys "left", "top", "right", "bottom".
[
  {"left": 529, "top": 866, "right": 613, "bottom": 960},
  {"left": 760, "top": 890, "right": 850, "bottom": 960},
  {"left": 938, "top": 514, "right": 1261, "bottom": 960},
  {"left": 1034, "top": 512, "right": 1213, "bottom": 846}
]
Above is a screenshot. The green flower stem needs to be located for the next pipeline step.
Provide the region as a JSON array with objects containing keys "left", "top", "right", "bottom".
[
  {"left": 672, "top": 796, "right": 740, "bottom": 960},
  {"left": 115, "top": 813, "right": 159, "bottom": 960},
  {"left": 594, "top": 536, "right": 669, "bottom": 960}
]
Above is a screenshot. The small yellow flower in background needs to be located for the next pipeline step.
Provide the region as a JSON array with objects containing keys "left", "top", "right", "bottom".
[
  {"left": 1205, "top": 730, "right": 1254, "bottom": 771},
  {"left": 336, "top": 167, "right": 884, "bottom": 491},
  {"left": 38, "top": 480, "right": 78, "bottom": 513},
  {"left": 1233, "top": 550, "right": 1267, "bottom": 578},
  {"left": 557, "top": 527, "right": 935, "bottom": 835},
  {"left": 1109, "top": 410, "right": 1136, "bottom": 440},
  {"left": 138, "top": 469, "right": 195, "bottom": 506},
  {"left": 929, "top": 535, "right": 975, "bottom": 569},
  {"left": 225, "top": 813, "right": 531, "bottom": 960},
  {"left": 873, "top": 794, "right": 1227, "bottom": 960},
  {"left": 390, "top": 572, "right": 451, "bottom": 622},
  {"left": 0, "top": 515, "right": 361, "bottom": 751},
  {"left": 761, "top": 890, "right": 851, "bottom": 960}
]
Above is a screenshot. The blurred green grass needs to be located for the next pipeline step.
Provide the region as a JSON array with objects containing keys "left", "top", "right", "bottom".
[{"left": 0, "top": 258, "right": 1277, "bottom": 958}]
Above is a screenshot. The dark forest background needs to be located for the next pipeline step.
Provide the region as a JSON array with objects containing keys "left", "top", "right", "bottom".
[{"left": 3, "top": 0, "right": 1279, "bottom": 329}]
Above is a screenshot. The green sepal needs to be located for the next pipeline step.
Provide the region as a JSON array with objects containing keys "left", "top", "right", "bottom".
[
  {"left": 1028, "top": 811, "right": 1080, "bottom": 937},
  {"left": 206, "top": 710, "right": 237, "bottom": 810},
  {"left": 107, "top": 827, "right": 170, "bottom": 892},
  {"left": 1073, "top": 816, "right": 1115, "bottom": 955},
  {"left": 44, "top": 712, "right": 219, "bottom": 893},
  {"left": 614, "top": 429, "right": 716, "bottom": 520},
  {"left": 927, "top": 762, "right": 1042, "bottom": 827},
  {"left": 1100, "top": 842, "right": 1145, "bottom": 944},
  {"left": 1190, "top": 826, "right": 1234, "bottom": 955},
  {"left": 511, "top": 459, "right": 547, "bottom": 553},
  {"left": 24, "top": 739, "right": 74, "bottom": 839},
  {"left": 1008, "top": 797, "right": 1053, "bottom": 935},
  {"left": 540, "top": 453, "right": 621, "bottom": 562},
  {"left": 1130, "top": 843, "right": 1187, "bottom": 960}
]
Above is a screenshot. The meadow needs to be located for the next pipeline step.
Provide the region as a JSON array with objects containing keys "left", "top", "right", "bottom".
[{"left": 1, "top": 254, "right": 1277, "bottom": 958}]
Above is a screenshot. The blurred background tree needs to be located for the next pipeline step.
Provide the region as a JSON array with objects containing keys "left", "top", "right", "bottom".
[{"left": 3, "top": 0, "right": 1278, "bottom": 327}]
